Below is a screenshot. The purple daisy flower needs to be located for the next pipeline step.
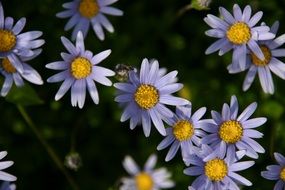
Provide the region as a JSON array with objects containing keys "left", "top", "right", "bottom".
[
  {"left": 157, "top": 104, "right": 207, "bottom": 162},
  {"left": 0, "top": 151, "right": 16, "bottom": 182},
  {"left": 120, "top": 154, "right": 175, "bottom": 190},
  {"left": 0, "top": 2, "right": 45, "bottom": 73},
  {"left": 57, "top": 0, "right": 123, "bottom": 41},
  {"left": 114, "top": 59, "right": 189, "bottom": 137},
  {"left": 184, "top": 144, "right": 254, "bottom": 190},
  {"left": 0, "top": 49, "right": 43, "bottom": 97},
  {"left": 261, "top": 152, "right": 285, "bottom": 190},
  {"left": 228, "top": 21, "right": 285, "bottom": 94},
  {"left": 46, "top": 31, "right": 115, "bottom": 108},
  {"left": 0, "top": 182, "right": 16, "bottom": 190},
  {"left": 201, "top": 95, "right": 266, "bottom": 159},
  {"left": 205, "top": 4, "right": 275, "bottom": 70}
]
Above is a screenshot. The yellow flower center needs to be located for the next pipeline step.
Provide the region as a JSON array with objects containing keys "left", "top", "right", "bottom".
[
  {"left": 135, "top": 172, "right": 153, "bottom": 190},
  {"left": 134, "top": 84, "right": 159, "bottom": 110},
  {"left": 79, "top": 0, "right": 99, "bottom": 19},
  {"left": 280, "top": 167, "right": 285, "bottom": 181},
  {"left": 1, "top": 58, "right": 16, "bottom": 73},
  {"left": 0, "top": 29, "right": 17, "bottom": 52},
  {"left": 251, "top": 45, "right": 271, "bottom": 66},
  {"left": 70, "top": 57, "right": 92, "bottom": 79},
  {"left": 219, "top": 120, "right": 243, "bottom": 144},
  {"left": 173, "top": 120, "right": 194, "bottom": 141},
  {"left": 205, "top": 159, "right": 228, "bottom": 181},
  {"left": 226, "top": 22, "right": 251, "bottom": 45}
]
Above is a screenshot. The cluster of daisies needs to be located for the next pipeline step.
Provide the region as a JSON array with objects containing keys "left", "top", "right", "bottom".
[
  {"left": 0, "top": 2, "right": 44, "bottom": 97},
  {"left": 0, "top": 0, "right": 123, "bottom": 106},
  {"left": 205, "top": 4, "right": 285, "bottom": 94},
  {"left": 116, "top": 4, "right": 285, "bottom": 190},
  {"left": 114, "top": 58, "right": 264, "bottom": 189}
]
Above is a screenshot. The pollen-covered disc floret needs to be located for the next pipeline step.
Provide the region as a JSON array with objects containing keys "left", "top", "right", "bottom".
[
  {"left": 280, "top": 167, "right": 285, "bottom": 181},
  {"left": 0, "top": 30, "right": 16, "bottom": 52},
  {"left": 120, "top": 154, "right": 175, "bottom": 190},
  {"left": 46, "top": 31, "right": 115, "bottom": 108},
  {"left": 205, "top": 4, "right": 275, "bottom": 70},
  {"left": 219, "top": 120, "right": 243, "bottom": 143},
  {"left": 201, "top": 95, "right": 266, "bottom": 159},
  {"left": 71, "top": 57, "right": 92, "bottom": 79},
  {"left": 134, "top": 84, "right": 159, "bottom": 110},
  {"left": 204, "top": 159, "right": 228, "bottom": 181},
  {"left": 79, "top": 0, "right": 99, "bottom": 18},
  {"left": 251, "top": 45, "right": 271, "bottom": 66},
  {"left": 226, "top": 22, "right": 251, "bottom": 45},
  {"left": 56, "top": 0, "right": 123, "bottom": 40},
  {"left": 184, "top": 145, "right": 255, "bottom": 189},
  {"left": 135, "top": 172, "right": 154, "bottom": 190},
  {"left": 173, "top": 120, "right": 194, "bottom": 141},
  {"left": 114, "top": 59, "right": 188, "bottom": 137},
  {"left": 1, "top": 58, "right": 16, "bottom": 73}
]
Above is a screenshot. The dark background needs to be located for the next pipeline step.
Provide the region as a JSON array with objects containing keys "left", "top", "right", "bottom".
[{"left": 1, "top": 0, "right": 285, "bottom": 189}]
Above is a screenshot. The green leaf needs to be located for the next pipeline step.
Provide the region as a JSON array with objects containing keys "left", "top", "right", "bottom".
[{"left": 5, "top": 83, "right": 44, "bottom": 106}]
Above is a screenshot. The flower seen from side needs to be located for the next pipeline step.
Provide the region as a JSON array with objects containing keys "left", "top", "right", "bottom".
[
  {"left": 114, "top": 59, "right": 189, "bottom": 137},
  {"left": 228, "top": 21, "right": 285, "bottom": 94},
  {"left": 183, "top": 145, "right": 254, "bottom": 190},
  {"left": 0, "top": 49, "right": 43, "bottom": 97},
  {"left": 46, "top": 31, "right": 115, "bottom": 108},
  {"left": 0, "top": 2, "right": 45, "bottom": 73},
  {"left": 204, "top": 4, "right": 275, "bottom": 70},
  {"left": 261, "top": 152, "right": 285, "bottom": 190},
  {"left": 157, "top": 104, "right": 207, "bottom": 162},
  {"left": 56, "top": 0, "right": 123, "bottom": 41},
  {"left": 0, "top": 151, "right": 16, "bottom": 182},
  {"left": 201, "top": 95, "right": 266, "bottom": 159},
  {"left": 120, "top": 154, "right": 175, "bottom": 190}
]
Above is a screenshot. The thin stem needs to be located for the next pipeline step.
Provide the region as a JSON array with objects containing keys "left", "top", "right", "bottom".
[
  {"left": 269, "top": 122, "right": 276, "bottom": 160},
  {"left": 70, "top": 117, "right": 84, "bottom": 153},
  {"left": 176, "top": 4, "right": 192, "bottom": 18},
  {"left": 17, "top": 105, "right": 80, "bottom": 190}
]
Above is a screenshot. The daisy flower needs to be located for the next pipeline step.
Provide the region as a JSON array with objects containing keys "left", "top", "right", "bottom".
[
  {"left": 157, "top": 104, "right": 207, "bottom": 162},
  {"left": 0, "top": 2, "right": 44, "bottom": 73},
  {"left": 0, "top": 49, "right": 43, "bottom": 97},
  {"left": 0, "top": 182, "right": 16, "bottom": 190},
  {"left": 46, "top": 31, "right": 115, "bottom": 108},
  {"left": 114, "top": 59, "right": 189, "bottom": 137},
  {"left": 0, "top": 151, "right": 16, "bottom": 182},
  {"left": 184, "top": 145, "right": 254, "bottom": 190},
  {"left": 228, "top": 21, "right": 285, "bottom": 94},
  {"left": 205, "top": 4, "right": 275, "bottom": 70},
  {"left": 120, "top": 154, "right": 175, "bottom": 190},
  {"left": 201, "top": 95, "right": 266, "bottom": 159},
  {"left": 261, "top": 152, "right": 285, "bottom": 190},
  {"left": 56, "top": 0, "right": 123, "bottom": 41}
]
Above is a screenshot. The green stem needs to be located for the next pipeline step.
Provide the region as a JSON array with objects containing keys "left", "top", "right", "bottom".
[
  {"left": 269, "top": 122, "right": 276, "bottom": 160},
  {"left": 17, "top": 105, "right": 80, "bottom": 190},
  {"left": 177, "top": 4, "right": 192, "bottom": 18}
]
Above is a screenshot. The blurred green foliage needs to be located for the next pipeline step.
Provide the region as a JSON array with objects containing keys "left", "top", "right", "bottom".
[{"left": 1, "top": 0, "right": 285, "bottom": 189}]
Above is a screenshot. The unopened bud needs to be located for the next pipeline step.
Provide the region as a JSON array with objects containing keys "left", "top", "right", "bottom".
[{"left": 64, "top": 152, "right": 82, "bottom": 171}]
